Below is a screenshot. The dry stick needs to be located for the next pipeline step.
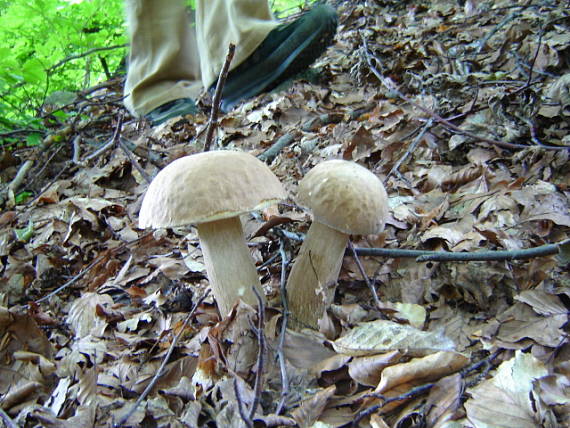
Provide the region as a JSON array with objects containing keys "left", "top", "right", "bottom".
[
  {"left": 0, "top": 408, "right": 18, "bottom": 428},
  {"left": 26, "top": 141, "right": 66, "bottom": 190},
  {"left": 114, "top": 291, "right": 210, "bottom": 428},
  {"left": 353, "top": 239, "right": 568, "bottom": 262},
  {"left": 347, "top": 241, "right": 385, "bottom": 318},
  {"left": 84, "top": 113, "right": 124, "bottom": 161},
  {"left": 257, "top": 134, "right": 297, "bottom": 163},
  {"left": 7, "top": 160, "right": 34, "bottom": 194},
  {"left": 117, "top": 138, "right": 151, "bottom": 184},
  {"left": 360, "top": 36, "right": 529, "bottom": 151},
  {"left": 275, "top": 240, "right": 290, "bottom": 415},
  {"left": 34, "top": 232, "right": 152, "bottom": 304},
  {"left": 234, "top": 378, "right": 254, "bottom": 428},
  {"left": 249, "top": 287, "right": 266, "bottom": 421},
  {"left": 26, "top": 161, "right": 74, "bottom": 207},
  {"left": 387, "top": 118, "right": 434, "bottom": 178},
  {"left": 204, "top": 43, "right": 235, "bottom": 152},
  {"left": 258, "top": 106, "right": 372, "bottom": 164}
]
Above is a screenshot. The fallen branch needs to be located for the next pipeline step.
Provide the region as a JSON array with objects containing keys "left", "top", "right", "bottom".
[
  {"left": 114, "top": 290, "right": 210, "bottom": 428},
  {"left": 352, "top": 239, "right": 569, "bottom": 262},
  {"left": 234, "top": 378, "right": 254, "bottom": 428},
  {"left": 257, "top": 133, "right": 297, "bottom": 163},
  {"left": 204, "top": 43, "right": 235, "bottom": 152}
]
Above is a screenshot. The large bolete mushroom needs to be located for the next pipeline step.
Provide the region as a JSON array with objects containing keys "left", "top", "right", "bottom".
[
  {"left": 287, "top": 160, "right": 388, "bottom": 329},
  {"left": 139, "top": 151, "right": 286, "bottom": 317}
]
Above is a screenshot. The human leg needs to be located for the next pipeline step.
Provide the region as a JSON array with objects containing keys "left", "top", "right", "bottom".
[{"left": 123, "top": 0, "right": 202, "bottom": 118}]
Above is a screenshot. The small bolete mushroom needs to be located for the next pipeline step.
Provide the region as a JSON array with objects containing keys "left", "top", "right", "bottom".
[
  {"left": 139, "top": 151, "right": 286, "bottom": 317},
  {"left": 286, "top": 160, "right": 388, "bottom": 329}
]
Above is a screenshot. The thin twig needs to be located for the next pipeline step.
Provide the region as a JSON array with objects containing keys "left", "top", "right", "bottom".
[
  {"left": 26, "top": 161, "right": 75, "bottom": 207},
  {"left": 360, "top": 34, "right": 540, "bottom": 151},
  {"left": 0, "top": 408, "right": 18, "bottom": 428},
  {"left": 48, "top": 44, "right": 129, "bottom": 74},
  {"left": 387, "top": 119, "right": 434, "bottom": 178},
  {"left": 348, "top": 241, "right": 384, "bottom": 316},
  {"left": 249, "top": 287, "right": 266, "bottom": 421},
  {"left": 0, "top": 128, "right": 45, "bottom": 138},
  {"left": 34, "top": 232, "right": 152, "bottom": 304},
  {"left": 116, "top": 131, "right": 151, "bottom": 184},
  {"left": 115, "top": 290, "right": 210, "bottom": 427},
  {"left": 352, "top": 239, "right": 568, "bottom": 262},
  {"left": 204, "top": 43, "right": 235, "bottom": 152},
  {"left": 276, "top": 240, "right": 290, "bottom": 415},
  {"left": 352, "top": 351, "right": 501, "bottom": 426},
  {"left": 475, "top": 11, "right": 520, "bottom": 55},
  {"left": 84, "top": 113, "right": 124, "bottom": 161},
  {"left": 234, "top": 378, "right": 254, "bottom": 428}
]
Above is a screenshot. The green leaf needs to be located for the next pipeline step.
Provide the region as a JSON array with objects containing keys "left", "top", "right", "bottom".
[
  {"left": 22, "top": 58, "right": 46, "bottom": 84},
  {"left": 14, "top": 220, "right": 34, "bottom": 242},
  {"left": 26, "top": 133, "right": 42, "bottom": 147}
]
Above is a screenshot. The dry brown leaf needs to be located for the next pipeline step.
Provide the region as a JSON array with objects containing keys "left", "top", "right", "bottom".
[
  {"left": 426, "top": 373, "right": 464, "bottom": 427},
  {"left": 291, "top": 384, "right": 337, "bottom": 428},
  {"left": 333, "top": 320, "right": 456, "bottom": 357},
  {"left": 283, "top": 328, "right": 336, "bottom": 371},
  {"left": 348, "top": 350, "right": 401, "bottom": 387},
  {"left": 465, "top": 351, "right": 553, "bottom": 428},
  {"left": 376, "top": 351, "right": 469, "bottom": 393},
  {"left": 67, "top": 292, "right": 114, "bottom": 338}
]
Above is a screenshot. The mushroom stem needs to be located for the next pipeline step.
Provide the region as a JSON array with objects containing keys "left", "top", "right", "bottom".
[
  {"left": 196, "top": 216, "right": 263, "bottom": 317},
  {"left": 287, "top": 221, "right": 348, "bottom": 328}
]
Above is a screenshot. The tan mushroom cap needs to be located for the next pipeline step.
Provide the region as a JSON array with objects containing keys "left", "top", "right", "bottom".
[
  {"left": 297, "top": 160, "right": 388, "bottom": 235},
  {"left": 139, "top": 151, "right": 286, "bottom": 228}
]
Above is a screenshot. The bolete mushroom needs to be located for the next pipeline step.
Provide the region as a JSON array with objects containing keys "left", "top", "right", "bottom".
[
  {"left": 139, "top": 151, "right": 286, "bottom": 317},
  {"left": 286, "top": 160, "right": 388, "bottom": 329}
]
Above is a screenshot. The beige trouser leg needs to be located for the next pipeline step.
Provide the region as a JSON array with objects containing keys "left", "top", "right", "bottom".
[{"left": 124, "top": 0, "right": 279, "bottom": 117}]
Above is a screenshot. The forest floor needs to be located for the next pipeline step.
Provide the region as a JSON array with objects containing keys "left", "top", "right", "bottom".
[{"left": 1, "top": 0, "right": 569, "bottom": 427}]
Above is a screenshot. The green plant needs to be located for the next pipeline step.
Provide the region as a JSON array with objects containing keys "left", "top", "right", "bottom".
[{"left": 0, "top": 0, "right": 126, "bottom": 135}]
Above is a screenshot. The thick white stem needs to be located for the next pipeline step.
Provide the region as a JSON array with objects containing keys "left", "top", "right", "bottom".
[
  {"left": 286, "top": 221, "right": 348, "bottom": 329},
  {"left": 197, "top": 216, "right": 263, "bottom": 317}
]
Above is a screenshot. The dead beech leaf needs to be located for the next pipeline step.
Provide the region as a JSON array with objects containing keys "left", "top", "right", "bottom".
[
  {"left": 284, "top": 329, "right": 336, "bottom": 371},
  {"left": 332, "top": 320, "right": 456, "bottom": 357},
  {"left": 465, "top": 351, "right": 550, "bottom": 428},
  {"left": 394, "top": 303, "right": 427, "bottom": 329},
  {"left": 376, "top": 351, "right": 469, "bottom": 393},
  {"left": 514, "top": 290, "right": 567, "bottom": 316},
  {"left": 77, "top": 366, "right": 98, "bottom": 406},
  {"left": 67, "top": 292, "right": 114, "bottom": 338},
  {"left": 291, "top": 385, "right": 337, "bottom": 428},
  {"left": 348, "top": 350, "right": 401, "bottom": 387},
  {"left": 426, "top": 373, "right": 464, "bottom": 427}
]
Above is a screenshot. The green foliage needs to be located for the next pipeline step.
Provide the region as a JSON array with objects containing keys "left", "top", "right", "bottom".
[
  {"left": 0, "top": 0, "right": 315, "bottom": 140},
  {"left": 0, "top": 0, "right": 126, "bottom": 134}
]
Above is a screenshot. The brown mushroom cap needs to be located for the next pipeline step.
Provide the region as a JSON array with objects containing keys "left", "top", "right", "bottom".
[
  {"left": 297, "top": 160, "right": 388, "bottom": 235},
  {"left": 139, "top": 151, "right": 286, "bottom": 228}
]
